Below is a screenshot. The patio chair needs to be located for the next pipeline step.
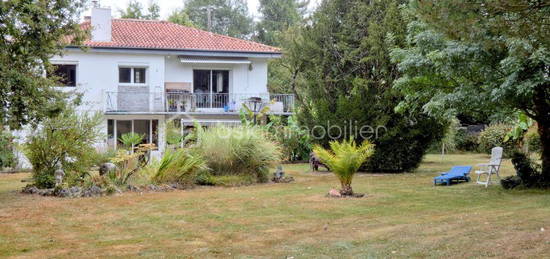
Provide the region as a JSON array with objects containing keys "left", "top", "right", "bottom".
[
  {"left": 434, "top": 166, "right": 472, "bottom": 186},
  {"left": 475, "top": 147, "right": 503, "bottom": 187}
]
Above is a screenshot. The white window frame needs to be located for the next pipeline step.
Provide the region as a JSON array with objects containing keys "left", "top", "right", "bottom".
[{"left": 118, "top": 66, "right": 148, "bottom": 86}]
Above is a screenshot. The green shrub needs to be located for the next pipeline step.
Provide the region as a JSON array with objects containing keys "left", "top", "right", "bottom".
[
  {"left": 268, "top": 115, "right": 312, "bottom": 162},
  {"left": 478, "top": 124, "right": 519, "bottom": 157},
  {"left": 0, "top": 130, "right": 17, "bottom": 169},
  {"left": 314, "top": 138, "right": 375, "bottom": 195},
  {"left": 153, "top": 149, "right": 208, "bottom": 185},
  {"left": 24, "top": 108, "right": 103, "bottom": 188},
  {"left": 193, "top": 126, "right": 281, "bottom": 183},
  {"left": 455, "top": 128, "right": 479, "bottom": 152},
  {"left": 501, "top": 151, "right": 544, "bottom": 189},
  {"left": 363, "top": 115, "right": 446, "bottom": 172}
]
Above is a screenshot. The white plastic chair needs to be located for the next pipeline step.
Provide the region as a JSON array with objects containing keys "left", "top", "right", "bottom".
[{"left": 476, "top": 147, "right": 503, "bottom": 187}]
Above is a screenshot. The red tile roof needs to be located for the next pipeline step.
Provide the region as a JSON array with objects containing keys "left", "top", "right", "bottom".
[{"left": 79, "top": 19, "right": 280, "bottom": 54}]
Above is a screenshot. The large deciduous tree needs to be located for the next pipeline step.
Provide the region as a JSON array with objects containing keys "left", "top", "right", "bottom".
[
  {"left": 0, "top": 0, "right": 86, "bottom": 129},
  {"left": 289, "top": 0, "right": 446, "bottom": 172},
  {"left": 391, "top": 0, "right": 550, "bottom": 185},
  {"left": 183, "top": 0, "right": 253, "bottom": 39}
]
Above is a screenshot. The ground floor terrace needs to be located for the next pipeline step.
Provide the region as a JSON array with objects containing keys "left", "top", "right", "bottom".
[{"left": 1, "top": 154, "right": 548, "bottom": 258}]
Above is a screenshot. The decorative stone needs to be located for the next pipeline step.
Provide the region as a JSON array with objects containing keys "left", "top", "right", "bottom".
[
  {"left": 99, "top": 163, "right": 116, "bottom": 176},
  {"left": 39, "top": 189, "right": 55, "bottom": 196},
  {"left": 22, "top": 185, "right": 39, "bottom": 194},
  {"left": 54, "top": 169, "right": 65, "bottom": 187},
  {"left": 327, "top": 189, "right": 342, "bottom": 198},
  {"left": 127, "top": 185, "right": 141, "bottom": 192},
  {"left": 57, "top": 188, "right": 71, "bottom": 197}
]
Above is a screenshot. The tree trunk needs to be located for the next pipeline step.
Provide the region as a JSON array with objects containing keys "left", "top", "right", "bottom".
[
  {"left": 537, "top": 121, "right": 550, "bottom": 186},
  {"left": 533, "top": 84, "right": 550, "bottom": 186},
  {"left": 340, "top": 183, "right": 353, "bottom": 196}
]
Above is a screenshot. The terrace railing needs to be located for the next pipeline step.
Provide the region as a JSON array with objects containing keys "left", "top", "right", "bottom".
[{"left": 105, "top": 92, "right": 295, "bottom": 114}]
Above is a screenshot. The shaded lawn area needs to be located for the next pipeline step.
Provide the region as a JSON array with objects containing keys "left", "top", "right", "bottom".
[{"left": 0, "top": 154, "right": 549, "bottom": 258}]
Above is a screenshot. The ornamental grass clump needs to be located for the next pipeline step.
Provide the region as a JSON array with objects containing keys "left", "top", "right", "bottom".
[
  {"left": 153, "top": 149, "right": 208, "bottom": 186},
  {"left": 314, "top": 139, "right": 375, "bottom": 196},
  {"left": 193, "top": 126, "right": 281, "bottom": 183}
]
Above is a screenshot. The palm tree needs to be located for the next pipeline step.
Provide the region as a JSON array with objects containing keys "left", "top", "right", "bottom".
[
  {"left": 119, "top": 132, "right": 144, "bottom": 153},
  {"left": 313, "top": 138, "right": 375, "bottom": 196}
]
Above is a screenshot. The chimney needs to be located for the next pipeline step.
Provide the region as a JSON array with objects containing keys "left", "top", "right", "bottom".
[{"left": 91, "top": 6, "right": 112, "bottom": 42}]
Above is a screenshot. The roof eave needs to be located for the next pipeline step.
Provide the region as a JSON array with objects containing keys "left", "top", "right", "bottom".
[{"left": 65, "top": 46, "right": 282, "bottom": 58}]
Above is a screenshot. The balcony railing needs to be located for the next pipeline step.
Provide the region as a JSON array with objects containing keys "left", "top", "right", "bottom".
[{"left": 105, "top": 92, "right": 295, "bottom": 114}]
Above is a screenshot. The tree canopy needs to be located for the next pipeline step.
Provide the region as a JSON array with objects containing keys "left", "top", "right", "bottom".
[
  {"left": 119, "top": 0, "right": 160, "bottom": 20},
  {"left": 168, "top": 8, "right": 195, "bottom": 27},
  {"left": 255, "top": 0, "right": 309, "bottom": 46},
  {"left": 183, "top": 0, "right": 253, "bottom": 39},
  {"left": 391, "top": 0, "right": 550, "bottom": 184},
  {"left": 287, "top": 0, "right": 446, "bottom": 172},
  {"left": 0, "top": 0, "right": 86, "bottom": 129}
]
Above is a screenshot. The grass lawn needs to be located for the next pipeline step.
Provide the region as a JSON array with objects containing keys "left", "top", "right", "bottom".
[{"left": 0, "top": 154, "right": 549, "bottom": 258}]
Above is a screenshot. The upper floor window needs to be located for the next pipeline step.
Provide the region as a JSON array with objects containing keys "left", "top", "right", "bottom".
[
  {"left": 52, "top": 64, "right": 77, "bottom": 87},
  {"left": 119, "top": 67, "right": 146, "bottom": 84}
]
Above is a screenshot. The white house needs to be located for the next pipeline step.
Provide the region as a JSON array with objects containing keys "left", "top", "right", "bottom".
[{"left": 40, "top": 6, "right": 292, "bottom": 160}]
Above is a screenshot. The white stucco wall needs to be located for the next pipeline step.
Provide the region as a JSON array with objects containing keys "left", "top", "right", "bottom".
[
  {"left": 13, "top": 50, "right": 273, "bottom": 169},
  {"left": 52, "top": 50, "right": 166, "bottom": 112},
  {"left": 164, "top": 56, "right": 269, "bottom": 95}
]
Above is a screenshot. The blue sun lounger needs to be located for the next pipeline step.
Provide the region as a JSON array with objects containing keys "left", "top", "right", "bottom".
[{"left": 434, "top": 166, "right": 472, "bottom": 186}]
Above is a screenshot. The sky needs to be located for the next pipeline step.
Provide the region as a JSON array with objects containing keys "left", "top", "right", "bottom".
[{"left": 85, "top": 0, "right": 321, "bottom": 20}]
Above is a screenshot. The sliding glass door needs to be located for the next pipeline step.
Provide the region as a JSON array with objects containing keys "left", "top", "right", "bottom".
[{"left": 193, "top": 70, "right": 229, "bottom": 108}]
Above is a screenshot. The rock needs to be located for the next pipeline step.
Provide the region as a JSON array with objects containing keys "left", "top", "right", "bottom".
[
  {"left": 39, "top": 189, "right": 54, "bottom": 196},
  {"left": 127, "top": 185, "right": 141, "bottom": 192},
  {"left": 83, "top": 186, "right": 103, "bottom": 197},
  {"left": 170, "top": 183, "right": 183, "bottom": 190},
  {"left": 99, "top": 163, "right": 116, "bottom": 176},
  {"left": 68, "top": 186, "right": 82, "bottom": 197},
  {"left": 57, "top": 188, "right": 71, "bottom": 198},
  {"left": 327, "top": 189, "right": 342, "bottom": 198},
  {"left": 146, "top": 184, "right": 159, "bottom": 192},
  {"left": 22, "top": 185, "right": 39, "bottom": 194}
]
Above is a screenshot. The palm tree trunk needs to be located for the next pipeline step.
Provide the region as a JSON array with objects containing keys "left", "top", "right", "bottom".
[{"left": 340, "top": 183, "right": 353, "bottom": 196}]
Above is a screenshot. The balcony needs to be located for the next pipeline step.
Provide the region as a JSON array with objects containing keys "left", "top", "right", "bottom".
[{"left": 105, "top": 92, "right": 295, "bottom": 115}]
